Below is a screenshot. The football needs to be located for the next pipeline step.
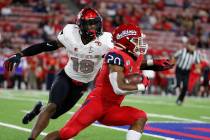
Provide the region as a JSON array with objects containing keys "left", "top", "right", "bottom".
[{"left": 124, "top": 73, "right": 143, "bottom": 84}]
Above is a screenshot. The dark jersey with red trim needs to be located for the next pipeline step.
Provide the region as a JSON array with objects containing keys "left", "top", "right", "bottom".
[{"left": 90, "top": 48, "right": 138, "bottom": 104}]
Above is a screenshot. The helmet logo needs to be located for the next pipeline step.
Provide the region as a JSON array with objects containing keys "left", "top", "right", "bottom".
[{"left": 116, "top": 30, "right": 137, "bottom": 40}]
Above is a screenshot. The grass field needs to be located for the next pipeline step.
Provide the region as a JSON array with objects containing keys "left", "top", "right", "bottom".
[{"left": 0, "top": 89, "right": 209, "bottom": 140}]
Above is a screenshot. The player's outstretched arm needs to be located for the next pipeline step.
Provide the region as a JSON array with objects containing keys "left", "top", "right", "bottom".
[
  {"left": 140, "top": 58, "right": 175, "bottom": 71},
  {"left": 19, "top": 40, "right": 63, "bottom": 57},
  {"left": 4, "top": 40, "right": 63, "bottom": 71}
]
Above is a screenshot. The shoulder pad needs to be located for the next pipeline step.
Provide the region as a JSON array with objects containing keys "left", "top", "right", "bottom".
[
  {"left": 99, "top": 32, "right": 114, "bottom": 49},
  {"left": 105, "top": 52, "right": 124, "bottom": 66},
  {"left": 57, "top": 24, "right": 79, "bottom": 46}
]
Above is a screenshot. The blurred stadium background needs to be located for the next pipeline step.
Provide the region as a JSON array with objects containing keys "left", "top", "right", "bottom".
[{"left": 0, "top": 0, "right": 210, "bottom": 140}]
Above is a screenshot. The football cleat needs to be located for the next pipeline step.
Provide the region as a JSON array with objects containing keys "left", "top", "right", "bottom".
[
  {"left": 176, "top": 100, "right": 182, "bottom": 105},
  {"left": 22, "top": 101, "right": 43, "bottom": 124}
]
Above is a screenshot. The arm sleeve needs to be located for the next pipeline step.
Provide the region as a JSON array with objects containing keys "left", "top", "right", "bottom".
[{"left": 21, "top": 40, "right": 59, "bottom": 57}]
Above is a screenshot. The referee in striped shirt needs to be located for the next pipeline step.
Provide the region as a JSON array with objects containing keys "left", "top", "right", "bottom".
[{"left": 173, "top": 37, "right": 201, "bottom": 105}]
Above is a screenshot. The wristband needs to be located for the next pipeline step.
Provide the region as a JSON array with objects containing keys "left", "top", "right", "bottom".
[
  {"left": 147, "top": 59, "right": 154, "bottom": 66},
  {"left": 137, "top": 84, "right": 145, "bottom": 91},
  {"left": 15, "top": 53, "right": 23, "bottom": 58}
]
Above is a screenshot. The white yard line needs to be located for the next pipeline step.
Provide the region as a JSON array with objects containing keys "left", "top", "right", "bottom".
[
  {"left": 148, "top": 113, "right": 205, "bottom": 123},
  {"left": 125, "top": 99, "right": 210, "bottom": 109},
  {"left": 0, "top": 96, "right": 82, "bottom": 107},
  {"left": 200, "top": 116, "right": 210, "bottom": 120},
  {"left": 0, "top": 96, "right": 46, "bottom": 102},
  {"left": 0, "top": 121, "right": 74, "bottom": 140},
  {"left": 0, "top": 122, "right": 47, "bottom": 136}
]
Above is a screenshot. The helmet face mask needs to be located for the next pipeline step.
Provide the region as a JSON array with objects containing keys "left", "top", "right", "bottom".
[
  {"left": 76, "top": 8, "right": 103, "bottom": 40},
  {"left": 129, "top": 36, "right": 148, "bottom": 55},
  {"left": 112, "top": 24, "right": 148, "bottom": 57}
]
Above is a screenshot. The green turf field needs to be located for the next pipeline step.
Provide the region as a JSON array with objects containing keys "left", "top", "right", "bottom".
[{"left": 0, "top": 89, "right": 209, "bottom": 140}]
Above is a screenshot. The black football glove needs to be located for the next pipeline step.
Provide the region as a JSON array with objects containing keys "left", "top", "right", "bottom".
[{"left": 4, "top": 53, "right": 22, "bottom": 71}]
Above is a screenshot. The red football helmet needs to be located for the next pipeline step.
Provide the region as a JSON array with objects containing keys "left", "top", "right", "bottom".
[
  {"left": 112, "top": 24, "right": 148, "bottom": 56},
  {"left": 76, "top": 8, "right": 103, "bottom": 39}
]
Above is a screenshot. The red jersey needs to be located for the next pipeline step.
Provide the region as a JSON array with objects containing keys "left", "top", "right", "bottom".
[{"left": 90, "top": 48, "right": 138, "bottom": 104}]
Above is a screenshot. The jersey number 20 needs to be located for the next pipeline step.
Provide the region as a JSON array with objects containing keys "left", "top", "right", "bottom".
[{"left": 71, "top": 57, "right": 94, "bottom": 73}]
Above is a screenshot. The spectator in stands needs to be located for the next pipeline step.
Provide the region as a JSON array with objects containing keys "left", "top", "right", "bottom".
[
  {"left": 188, "top": 62, "right": 202, "bottom": 96},
  {"left": 0, "top": 50, "right": 6, "bottom": 88},
  {"left": 32, "top": 1, "right": 47, "bottom": 13},
  {"left": 173, "top": 37, "right": 201, "bottom": 105},
  {"left": 0, "top": 0, "right": 12, "bottom": 9},
  {"left": 183, "top": 0, "right": 191, "bottom": 10},
  {"left": 10, "top": 48, "right": 28, "bottom": 89},
  {"left": 75, "top": 0, "right": 91, "bottom": 9},
  {"left": 27, "top": 61, "right": 37, "bottom": 89},
  {"left": 203, "top": 32, "right": 210, "bottom": 49},
  {"left": 199, "top": 57, "right": 210, "bottom": 97}
]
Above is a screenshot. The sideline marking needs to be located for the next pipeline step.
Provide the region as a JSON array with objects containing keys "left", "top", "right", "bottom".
[
  {"left": 0, "top": 122, "right": 47, "bottom": 136},
  {"left": 0, "top": 122, "right": 74, "bottom": 140},
  {"left": 201, "top": 116, "right": 210, "bottom": 120}
]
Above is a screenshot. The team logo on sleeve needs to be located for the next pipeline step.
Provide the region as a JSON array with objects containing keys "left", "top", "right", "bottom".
[{"left": 126, "top": 60, "right": 130, "bottom": 66}]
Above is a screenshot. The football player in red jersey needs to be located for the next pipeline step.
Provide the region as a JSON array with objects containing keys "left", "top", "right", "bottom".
[{"left": 43, "top": 24, "right": 150, "bottom": 140}]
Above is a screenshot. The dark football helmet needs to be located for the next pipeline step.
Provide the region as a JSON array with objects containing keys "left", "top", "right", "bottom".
[
  {"left": 76, "top": 8, "right": 103, "bottom": 39},
  {"left": 112, "top": 24, "right": 148, "bottom": 56}
]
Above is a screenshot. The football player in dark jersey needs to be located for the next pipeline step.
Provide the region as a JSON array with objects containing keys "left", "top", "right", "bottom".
[{"left": 4, "top": 8, "right": 113, "bottom": 140}]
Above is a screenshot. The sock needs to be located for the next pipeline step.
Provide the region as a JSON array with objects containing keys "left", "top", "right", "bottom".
[{"left": 126, "top": 130, "right": 142, "bottom": 140}]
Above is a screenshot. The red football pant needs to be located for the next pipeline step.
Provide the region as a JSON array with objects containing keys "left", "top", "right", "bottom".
[{"left": 59, "top": 96, "right": 147, "bottom": 139}]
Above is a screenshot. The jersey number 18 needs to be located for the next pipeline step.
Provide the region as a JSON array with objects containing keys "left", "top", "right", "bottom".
[{"left": 71, "top": 57, "right": 94, "bottom": 73}]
